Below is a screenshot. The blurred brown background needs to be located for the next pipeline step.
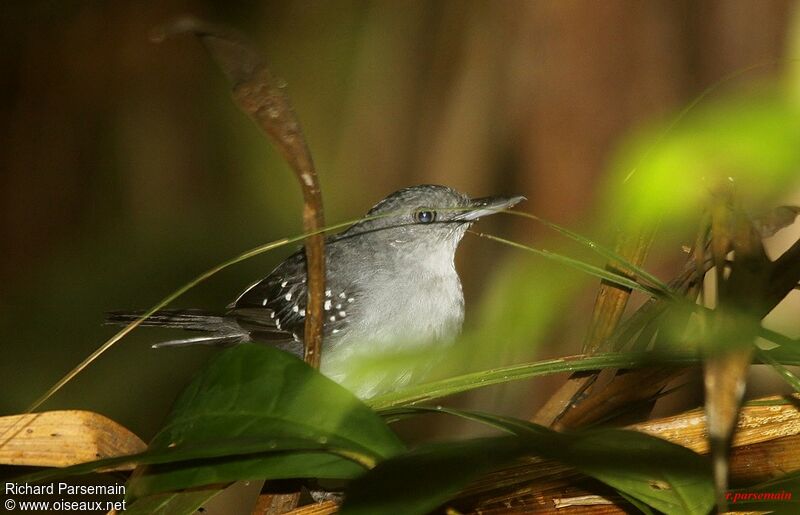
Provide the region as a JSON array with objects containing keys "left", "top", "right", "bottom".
[{"left": 1, "top": 0, "right": 796, "bottom": 439}]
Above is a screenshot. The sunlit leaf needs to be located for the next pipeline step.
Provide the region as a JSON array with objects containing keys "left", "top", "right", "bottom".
[{"left": 604, "top": 92, "right": 800, "bottom": 231}]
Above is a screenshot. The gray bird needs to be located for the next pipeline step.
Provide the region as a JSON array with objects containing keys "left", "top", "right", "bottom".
[{"left": 108, "top": 185, "right": 524, "bottom": 397}]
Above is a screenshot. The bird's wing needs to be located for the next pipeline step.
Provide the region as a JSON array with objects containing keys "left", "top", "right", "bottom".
[
  {"left": 230, "top": 249, "right": 358, "bottom": 340},
  {"left": 229, "top": 251, "right": 308, "bottom": 338}
]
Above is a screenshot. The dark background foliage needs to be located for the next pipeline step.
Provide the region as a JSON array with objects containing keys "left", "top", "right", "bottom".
[{"left": 1, "top": 0, "right": 797, "bottom": 442}]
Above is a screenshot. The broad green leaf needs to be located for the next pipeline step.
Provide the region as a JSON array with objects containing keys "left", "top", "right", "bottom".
[
  {"left": 128, "top": 343, "right": 404, "bottom": 497},
  {"left": 562, "top": 428, "right": 713, "bottom": 514},
  {"left": 446, "top": 412, "right": 715, "bottom": 515},
  {"left": 340, "top": 436, "right": 527, "bottom": 515},
  {"left": 344, "top": 408, "right": 713, "bottom": 515}
]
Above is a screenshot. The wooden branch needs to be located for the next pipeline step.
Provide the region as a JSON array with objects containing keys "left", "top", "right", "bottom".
[
  {"left": 155, "top": 16, "right": 326, "bottom": 369},
  {"left": 252, "top": 490, "right": 302, "bottom": 515},
  {"left": 0, "top": 410, "right": 145, "bottom": 469},
  {"left": 285, "top": 500, "right": 338, "bottom": 515}
]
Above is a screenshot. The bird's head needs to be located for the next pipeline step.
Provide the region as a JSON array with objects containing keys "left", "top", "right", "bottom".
[{"left": 340, "top": 185, "right": 525, "bottom": 259}]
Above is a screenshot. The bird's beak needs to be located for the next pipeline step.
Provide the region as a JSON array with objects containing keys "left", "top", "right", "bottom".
[{"left": 456, "top": 195, "right": 526, "bottom": 222}]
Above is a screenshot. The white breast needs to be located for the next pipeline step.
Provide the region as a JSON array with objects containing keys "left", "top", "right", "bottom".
[{"left": 320, "top": 253, "right": 464, "bottom": 398}]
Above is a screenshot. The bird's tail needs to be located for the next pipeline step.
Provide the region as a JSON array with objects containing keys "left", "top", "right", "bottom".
[{"left": 104, "top": 309, "right": 248, "bottom": 348}]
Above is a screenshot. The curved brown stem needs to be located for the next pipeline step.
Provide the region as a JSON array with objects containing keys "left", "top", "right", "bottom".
[{"left": 156, "top": 17, "right": 326, "bottom": 369}]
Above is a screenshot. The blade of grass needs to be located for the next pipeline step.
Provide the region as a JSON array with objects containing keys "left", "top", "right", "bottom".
[
  {"left": 368, "top": 351, "right": 700, "bottom": 410},
  {"left": 500, "top": 210, "right": 669, "bottom": 293},
  {"left": 368, "top": 346, "right": 799, "bottom": 411},
  {"left": 758, "top": 349, "right": 800, "bottom": 393},
  {"left": 468, "top": 231, "right": 666, "bottom": 297}
]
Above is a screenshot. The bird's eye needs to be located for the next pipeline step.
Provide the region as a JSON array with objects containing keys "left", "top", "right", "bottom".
[{"left": 414, "top": 210, "right": 436, "bottom": 224}]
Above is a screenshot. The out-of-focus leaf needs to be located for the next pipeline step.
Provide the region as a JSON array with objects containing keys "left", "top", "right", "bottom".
[
  {"left": 704, "top": 202, "right": 769, "bottom": 509},
  {"left": 343, "top": 409, "right": 714, "bottom": 515},
  {"left": 753, "top": 205, "right": 800, "bottom": 238},
  {"left": 604, "top": 92, "right": 800, "bottom": 231},
  {"left": 129, "top": 344, "right": 403, "bottom": 497}
]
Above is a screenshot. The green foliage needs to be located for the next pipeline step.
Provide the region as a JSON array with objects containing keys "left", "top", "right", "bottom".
[
  {"left": 21, "top": 66, "right": 800, "bottom": 515},
  {"left": 603, "top": 90, "right": 800, "bottom": 231},
  {"left": 343, "top": 408, "right": 714, "bottom": 515},
  {"left": 127, "top": 344, "right": 404, "bottom": 498}
]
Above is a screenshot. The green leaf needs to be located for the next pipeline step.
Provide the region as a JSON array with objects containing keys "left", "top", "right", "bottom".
[
  {"left": 562, "top": 429, "right": 713, "bottom": 514},
  {"left": 128, "top": 344, "right": 404, "bottom": 497},
  {"left": 430, "top": 410, "right": 714, "bottom": 514},
  {"left": 340, "top": 436, "right": 527, "bottom": 515},
  {"left": 604, "top": 92, "right": 800, "bottom": 231},
  {"left": 350, "top": 408, "right": 714, "bottom": 515}
]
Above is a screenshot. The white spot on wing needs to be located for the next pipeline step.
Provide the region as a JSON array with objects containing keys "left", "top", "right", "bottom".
[
  {"left": 339, "top": 311, "right": 346, "bottom": 317},
  {"left": 293, "top": 305, "right": 299, "bottom": 313},
  {"left": 262, "top": 299, "right": 268, "bottom": 306},
  {"left": 281, "top": 280, "right": 288, "bottom": 287},
  {"left": 329, "top": 316, "right": 336, "bottom": 322},
  {"left": 339, "top": 292, "right": 346, "bottom": 298},
  {"left": 324, "top": 300, "right": 332, "bottom": 310},
  {"left": 285, "top": 292, "right": 292, "bottom": 301}
]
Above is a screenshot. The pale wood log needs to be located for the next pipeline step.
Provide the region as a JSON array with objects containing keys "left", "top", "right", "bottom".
[
  {"left": 285, "top": 500, "right": 337, "bottom": 515},
  {"left": 0, "top": 410, "right": 146, "bottom": 469},
  {"left": 632, "top": 395, "right": 800, "bottom": 453}
]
